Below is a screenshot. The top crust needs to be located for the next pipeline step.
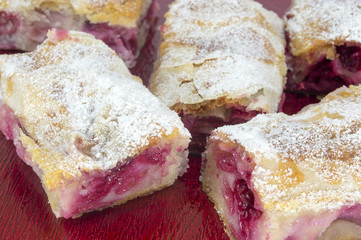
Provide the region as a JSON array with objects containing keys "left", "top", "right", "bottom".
[
  {"left": 150, "top": 0, "right": 286, "bottom": 114},
  {"left": 0, "top": 30, "right": 190, "bottom": 190},
  {"left": 211, "top": 84, "right": 361, "bottom": 235},
  {"left": 286, "top": 0, "right": 361, "bottom": 57},
  {"left": 0, "top": 0, "right": 152, "bottom": 27}
]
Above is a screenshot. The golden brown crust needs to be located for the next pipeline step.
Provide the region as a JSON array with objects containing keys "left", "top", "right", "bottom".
[
  {"left": 172, "top": 96, "right": 253, "bottom": 116},
  {"left": 72, "top": 0, "right": 152, "bottom": 26}
]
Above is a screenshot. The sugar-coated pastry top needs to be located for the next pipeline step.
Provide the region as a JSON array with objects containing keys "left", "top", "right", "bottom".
[
  {"left": 0, "top": 0, "right": 152, "bottom": 27},
  {"left": 286, "top": 0, "right": 361, "bottom": 57},
  {"left": 212, "top": 84, "right": 361, "bottom": 218},
  {"left": 0, "top": 30, "right": 190, "bottom": 190},
  {"left": 150, "top": 0, "right": 286, "bottom": 114}
]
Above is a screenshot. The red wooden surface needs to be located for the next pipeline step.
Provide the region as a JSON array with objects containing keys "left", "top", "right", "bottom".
[{"left": 0, "top": 1, "right": 292, "bottom": 239}]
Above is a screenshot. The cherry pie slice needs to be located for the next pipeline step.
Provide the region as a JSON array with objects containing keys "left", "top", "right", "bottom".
[
  {"left": 150, "top": 0, "right": 287, "bottom": 152},
  {"left": 286, "top": 0, "right": 361, "bottom": 95},
  {"left": 202, "top": 84, "right": 361, "bottom": 239},
  {"left": 0, "top": 0, "right": 157, "bottom": 67},
  {"left": 0, "top": 30, "right": 190, "bottom": 218}
]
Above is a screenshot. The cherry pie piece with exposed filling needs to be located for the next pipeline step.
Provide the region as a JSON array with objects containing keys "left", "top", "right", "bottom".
[
  {"left": 202, "top": 85, "right": 361, "bottom": 240},
  {"left": 286, "top": 0, "right": 361, "bottom": 95},
  {"left": 0, "top": 29, "right": 190, "bottom": 218},
  {"left": 150, "top": 0, "right": 287, "bottom": 152},
  {"left": 0, "top": 0, "right": 157, "bottom": 67}
]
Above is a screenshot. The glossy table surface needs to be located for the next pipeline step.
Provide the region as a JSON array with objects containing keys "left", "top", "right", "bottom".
[{"left": 0, "top": 1, "right": 293, "bottom": 239}]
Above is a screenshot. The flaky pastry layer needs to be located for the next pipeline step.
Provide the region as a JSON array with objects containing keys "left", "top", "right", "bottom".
[{"left": 150, "top": 0, "right": 287, "bottom": 115}]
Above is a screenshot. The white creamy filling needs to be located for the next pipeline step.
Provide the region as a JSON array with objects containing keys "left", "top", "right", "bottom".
[{"left": 58, "top": 136, "right": 189, "bottom": 218}]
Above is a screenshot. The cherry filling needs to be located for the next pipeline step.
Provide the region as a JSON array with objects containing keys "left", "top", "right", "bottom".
[
  {"left": 83, "top": 22, "right": 138, "bottom": 64},
  {"left": 68, "top": 146, "right": 171, "bottom": 218},
  {"left": 337, "top": 45, "right": 361, "bottom": 72},
  {"left": 232, "top": 179, "right": 261, "bottom": 239},
  {"left": 215, "top": 146, "right": 262, "bottom": 240},
  {"left": 0, "top": 11, "right": 20, "bottom": 49},
  {"left": 0, "top": 11, "right": 20, "bottom": 35},
  {"left": 181, "top": 106, "right": 261, "bottom": 153},
  {"left": 0, "top": 104, "right": 19, "bottom": 140},
  {"left": 287, "top": 45, "right": 361, "bottom": 95},
  {"left": 0, "top": 104, "right": 29, "bottom": 161},
  {"left": 298, "top": 57, "right": 344, "bottom": 94},
  {"left": 280, "top": 92, "right": 319, "bottom": 115}
]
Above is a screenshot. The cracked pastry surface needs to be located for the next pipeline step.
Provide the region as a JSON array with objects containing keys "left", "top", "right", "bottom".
[
  {"left": 150, "top": 0, "right": 286, "bottom": 152},
  {"left": 0, "top": 30, "right": 190, "bottom": 218},
  {"left": 202, "top": 84, "right": 361, "bottom": 239},
  {"left": 150, "top": 0, "right": 286, "bottom": 114}
]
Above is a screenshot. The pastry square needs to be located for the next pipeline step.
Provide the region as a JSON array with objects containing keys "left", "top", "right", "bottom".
[
  {"left": 202, "top": 85, "right": 361, "bottom": 239},
  {"left": 0, "top": 29, "right": 190, "bottom": 218},
  {"left": 286, "top": 0, "right": 361, "bottom": 94},
  {"left": 0, "top": 0, "right": 157, "bottom": 67},
  {"left": 150, "top": 0, "right": 287, "bottom": 151}
]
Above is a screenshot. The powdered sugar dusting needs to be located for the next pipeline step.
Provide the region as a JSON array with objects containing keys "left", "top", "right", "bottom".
[
  {"left": 0, "top": 0, "right": 149, "bottom": 26},
  {"left": 286, "top": 0, "right": 361, "bottom": 56},
  {"left": 151, "top": 0, "right": 286, "bottom": 113},
  {"left": 0, "top": 30, "right": 190, "bottom": 188},
  {"left": 213, "top": 85, "right": 361, "bottom": 217}
]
